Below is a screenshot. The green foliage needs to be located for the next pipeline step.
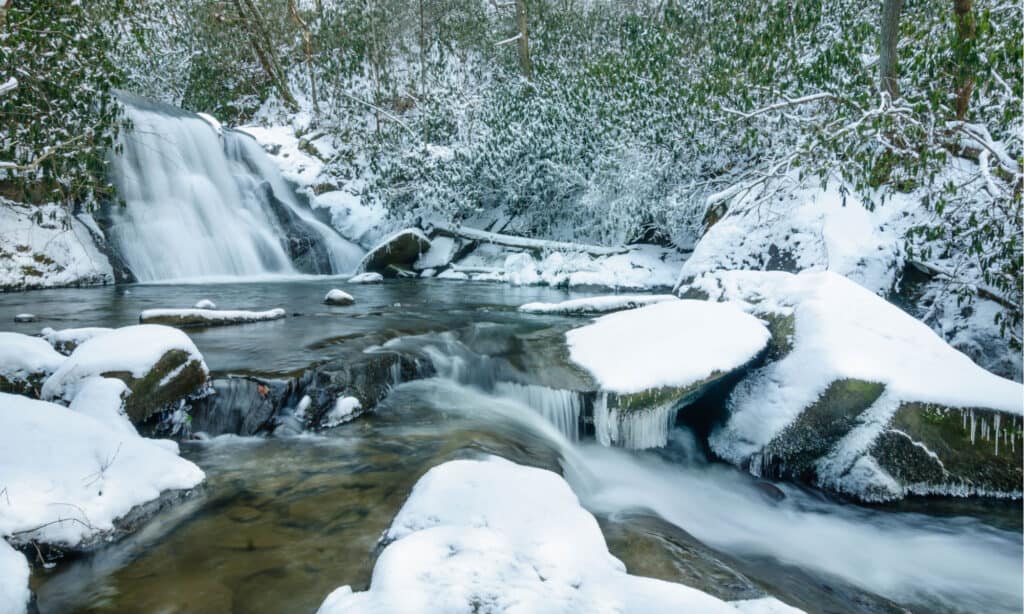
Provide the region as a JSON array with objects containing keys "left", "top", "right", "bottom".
[{"left": 0, "top": 0, "right": 128, "bottom": 207}]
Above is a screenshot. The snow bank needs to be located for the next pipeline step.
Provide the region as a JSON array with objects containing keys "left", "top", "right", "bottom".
[
  {"left": 40, "top": 326, "right": 113, "bottom": 354},
  {"left": 0, "top": 332, "right": 65, "bottom": 391},
  {"left": 0, "top": 540, "right": 29, "bottom": 614},
  {"left": 68, "top": 376, "right": 136, "bottom": 436},
  {"left": 692, "top": 270, "right": 1024, "bottom": 498},
  {"left": 520, "top": 294, "right": 678, "bottom": 315},
  {"left": 0, "top": 202, "right": 114, "bottom": 291},
  {"left": 0, "top": 393, "right": 204, "bottom": 547},
  {"left": 139, "top": 307, "right": 286, "bottom": 327},
  {"left": 679, "top": 180, "right": 908, "bottom": 295},
  {"left": 41, "top": 324, "right": 207, "bottom": 404},
  {"left": 567, "top": 300, "right": 770, "bottom": 395},
  {"left": 312, "top": 190, "right": 386, "bottom": 249},
  {"left": 347, "top": 272, "right": 383, "bottom": 284},
  {"left": 236, "top": 124, "right": 323, "bottom": 187},
  {"left": 318, "top": 456, "right": 794, "bottom": 614}
]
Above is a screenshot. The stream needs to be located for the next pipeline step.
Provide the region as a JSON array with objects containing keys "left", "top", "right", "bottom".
[{"left": 1, "top": 280, "right": 1020, "bottom": 614}]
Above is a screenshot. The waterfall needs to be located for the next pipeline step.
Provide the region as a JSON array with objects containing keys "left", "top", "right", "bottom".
[
  {"left": 105, "top": 95, "right": 363, "bottom": 281},
  {"left": 494, "top": 382, "right": 583, "bottom": 441}
]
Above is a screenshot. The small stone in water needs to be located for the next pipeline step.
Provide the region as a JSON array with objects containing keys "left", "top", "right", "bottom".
[
  {"left": 194, "top": 298, "right": 217, "bottom": 310},
  {"left": 14, "top": 313, "right": 36, "bottom": 323},
  {"left": 324, "top": 289, "right": 355, "bottom": 306}
]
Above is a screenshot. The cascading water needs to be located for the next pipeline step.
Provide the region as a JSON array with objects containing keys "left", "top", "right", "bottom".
[{"left": 105, "top": 94, "right": 363, "bottom": 281}]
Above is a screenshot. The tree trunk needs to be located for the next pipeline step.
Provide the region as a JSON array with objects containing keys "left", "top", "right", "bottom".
[
  {"left": 232, "top": 0, "right": 299, "bottom": 111},
  {"left": 514, "top": 0, "right": 533, "bottom": 80},
  {"left": 878, "top": 0, "right": 903, "bottom": 99},
  {"left": 288, "top": 0, "right": 319, "bottom": 117},
  {"left": 953, "top": 0, "right": 976, "bottom": 120}
]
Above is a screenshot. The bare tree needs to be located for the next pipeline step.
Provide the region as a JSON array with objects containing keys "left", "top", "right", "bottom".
[
  {"left": 492, "top": 0, "right": 533, "bottom": 80},
  {"left": 288, "top": 0, "right": 319, "bottom": 117},
  {"left": 231, "top": 0, "right": 299, "bottom": 111},
  {"left": 878, "top": 0, "right": 903, "bottom": 99}
]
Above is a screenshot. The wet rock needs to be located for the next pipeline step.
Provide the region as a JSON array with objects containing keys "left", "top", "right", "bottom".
[
  {"left": 188, "top": 377, "right": 287, "bottom": 437},
  {"left": 40, "top": 326, "right": 113, "bottom": 355},
  {"left": 358, "top": 229, "right": 431, "bottom": 275}
]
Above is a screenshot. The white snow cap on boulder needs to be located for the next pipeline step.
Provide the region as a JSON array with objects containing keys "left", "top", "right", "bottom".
[
  {"left": 41, "top": 324, "right": 207, "bottom": 403},
  {"left": 0, "top": 393, "right": 204, "bottom": 547},
  {"left": 324, "top": 289, "right": 355, "bottom": 305},
  {"left": 318, "top": 456, "right": 801, "bottom": 614},
  {"left": 0, "top": 332, "right": 65, "bottom": 389},
  {"left": 567, "top": 300, "right": 771, "bottom": 394},
  {"left": 347, "top": 272, "right": 383, "bottom": 284}
]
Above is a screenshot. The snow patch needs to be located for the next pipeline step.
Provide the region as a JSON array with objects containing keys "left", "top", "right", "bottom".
[{"left": 520, "top": 294, "right": 678, "bottom": 315}]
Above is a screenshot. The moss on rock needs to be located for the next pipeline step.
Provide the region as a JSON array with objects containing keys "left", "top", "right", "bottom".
[{"left": 102, "top": 349, "right": 208, "bottom": 423}]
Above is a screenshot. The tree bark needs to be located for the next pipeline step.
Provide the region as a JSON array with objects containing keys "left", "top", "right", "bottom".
[
  {"left": 514, "top": 0, "right": 533, "bottom": 80},
  {"left": 232, "top": 0, "right": 299, "bottom": 111},
  {"left": 953, "top": 0, "right": 976, "bottom": 120},
  {"left": 288, "top": 0, "right": 319, "bottom": 117},
  {"left": 878, "top": 0, "right": 903, "bottom": 99}
]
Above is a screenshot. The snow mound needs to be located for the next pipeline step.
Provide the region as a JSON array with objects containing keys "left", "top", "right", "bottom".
[
  {"left": 567, "top": 300, "right": 770, "bottom": 395},
  {"left": 40, "top": 326, "right": 113, "bottom": 354},
  {"left": 139, "top": 307, "right": 286, "bottom": 327},
  {"left": 318, "top": 456, "right": 795, "bottom": 614},
  {"left": 312, "top": 190, "right": 386, "bottom": 249},
  {"left": 193, "top": 299, "right": 217, "bottom": 310},
  {"left": 692, "top": 270, "right": 1024, "bottom": 498},
  {"left": 0, "top": 203, "right": 114, "bottom": 291},
  {"left": 347, "top": 272, "right": 383, "bottom": 284},
  {"left": 0, "top": 332, "right": 65, "bottom": 390},
  {"left": 68, "top": 376, "right": 136, "bottom": 436},
  {"left": 521, "top": 294, "right": 678, "bottom": 315},
  {"left": 0, "top": 393, "right": 204, "bottom": 547},
  {"left": 0, "top": 540, "right": 30, "bottom": 614},
  {"left": 41, "top": 325, "right": 207, "bottom": 404}
]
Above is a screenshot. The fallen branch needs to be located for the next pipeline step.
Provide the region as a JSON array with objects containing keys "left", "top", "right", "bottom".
[
  {"left": 430, "top": 223, "right": 630, "bottom": 256},
  {"left": 908, "top": 259, "right": 1017, "bottom": 311}
]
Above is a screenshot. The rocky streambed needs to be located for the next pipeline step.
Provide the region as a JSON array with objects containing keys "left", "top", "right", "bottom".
[{"left": 0, "top": 279, "right": 1021, "bottom": 614}]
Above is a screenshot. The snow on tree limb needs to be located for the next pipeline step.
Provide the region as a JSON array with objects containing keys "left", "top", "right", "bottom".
[{"left": 0, "top": 77, "right": 15, "bottom": 96}]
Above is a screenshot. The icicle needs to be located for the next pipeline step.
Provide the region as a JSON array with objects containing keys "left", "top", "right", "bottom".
[
  {"left": 494, "top": 382, "right": 583, "bottom": 442},
  {"left": 969, "top": 410, "right": 976, "bottom": 445},
  {"left": 593, "top": 393, "right": 611, "bottom": 447},
  {"left": 994, "top": 413, "right": 1000, "bottom": 456}
]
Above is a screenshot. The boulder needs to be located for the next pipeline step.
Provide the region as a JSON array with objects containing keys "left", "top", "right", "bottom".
[
  {"left": 42, "top": 325, "right": 209, "bottom": 425},
  {"left": 357, "top": 229, "right": 431, "bottom": 276},
  {"left": 324, "top": 289, "right": 355, "bottom": 306},
  {"left": 0, "top": 332, "right": 65, "bottom": 397},
  {"left": 692, "top": 270, "right": 1024, "bottom": 501},
  {"left": 40, "top": 326, "right": 113, "bottom": 355}
]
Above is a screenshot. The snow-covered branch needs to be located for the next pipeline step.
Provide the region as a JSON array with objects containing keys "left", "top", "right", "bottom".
[
  {"left": 721, "top": 93, "right": 841, "bottom": 120},
  {"left": 0, "top": 76, "right": 16, "bottom": 96}
]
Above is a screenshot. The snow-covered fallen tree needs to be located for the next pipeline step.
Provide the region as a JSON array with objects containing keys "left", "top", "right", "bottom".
[
  {"left": 139, "top": 308, "right": 287, "bottom": 328},
  {"left": 520, "top": 294, "right": 678, "bottom": 315}
]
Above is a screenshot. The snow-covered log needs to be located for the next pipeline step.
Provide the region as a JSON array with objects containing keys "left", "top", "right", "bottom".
[{"left": 429, "top": 223, "right": 630, "bottom": 256}]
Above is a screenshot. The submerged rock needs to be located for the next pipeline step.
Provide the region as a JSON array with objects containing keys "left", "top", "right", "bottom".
[{"left": 357, "top": 229, "right": 431, "bottom": 275}]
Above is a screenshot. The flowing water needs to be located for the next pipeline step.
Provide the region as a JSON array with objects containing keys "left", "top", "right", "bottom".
[
  {"left": 105, "top": 95, "right": 363, "bottom": 281},
  {"left": 2, "top": 280, "right": 1020, "bottom": 614}
]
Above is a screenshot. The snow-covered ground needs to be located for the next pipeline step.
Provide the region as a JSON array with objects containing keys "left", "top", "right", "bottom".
[
  {"left": 318, "top": 456, "right": 802, "bottom": 614},
  {"left": 0, "top": 540, "right": 30, "bottom": 614},
  {"left": 689, "top": 270, "right": 1024, "bottom": 499},
  {"left": 0, "top": 202, "right": 113, "bottom": 291},
  {"left": 0, "top": 393, "right": 204, "bottom": 547}
]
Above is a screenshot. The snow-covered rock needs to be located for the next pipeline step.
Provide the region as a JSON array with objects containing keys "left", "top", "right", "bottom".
[
  {"left": 42, "top": 325, "right": 209, "bottom": 424},
  {"left": 317, "top": 456, "right": 799, "bottom": 614},
  {"left": 0, "top": 540, "right": 30, "bottom": 614},
  {"left": 312, "top": 190, "right": 387, "bottom": 250},
  {"left": 193, "top": 298, "right": 217, "bottom": 310},
  {"left": 68, "top": 376, "right": 136, "bottom": 436},
  {"left": 358, "top": 229, "right": 431, "bottom": 275},
  {"left": 347, "top": 272, "right": 383, "bottom": 284},
  {"left": 40, "top": 326, "right": 113, "bottom": 355},
  {"left": 0, "top": 202, "right": 114, "bottom": 291},
  {"left": 12, "top": 314, "right": 35, "bottom": 323},
  {"left": 322, "top": 396, "right": 361, "bottom": 427},
  {"left": 0, "top": 332, "right": 65, "bottom": 396},
  {"left": 414, "top": 235, "right": 458, "bottom": 271},
  {"left": 689, "top": 270, "right": 1024, "bottom": 501},
  {"left": 139, "top": 307, "right": 286, "bottom": 328},
  {"left": 0, "top": 393, "right": 204, "bottom": 549},
  {"left": 520, "top": 294, "right": 678, "bottom": 315},
  {"left": 324, "top": 289, "right": 355, "bottom": 306},
  {"left": 566, "top": 300, "right": 771, "bottom": 448},
  {"left": 504, "top": 252, "right": 541, "bottom": 285}
]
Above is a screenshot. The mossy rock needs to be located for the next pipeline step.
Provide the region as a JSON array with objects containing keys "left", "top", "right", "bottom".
[
  {"left": 102, "top": 349, "right": 208, "bottom": 424},
  {"left": 359, "top": 230, "right": 431, "bottom": 274},
  {"left": 760, "top": 379, "right": 885, "bottom": 482},
  {"left": 872, "top": 403, "right": 1023, "bottom": 495},
  {"left": 0, "top": 372, "right": 47, "bottom": 398},
  {"left": 756, "top": 312, "right": 795, "bottom": 361}
]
